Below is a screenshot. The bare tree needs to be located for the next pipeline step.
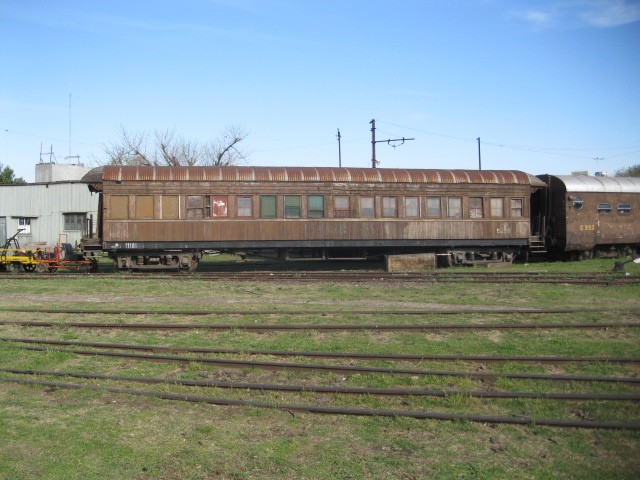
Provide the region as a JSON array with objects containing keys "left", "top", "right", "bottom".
[
  {"left": 203, "top": 124, "right": 250, "bottom": 166},
  {"left": 104, "top": 125, "right": 249, "bottom": 167}
]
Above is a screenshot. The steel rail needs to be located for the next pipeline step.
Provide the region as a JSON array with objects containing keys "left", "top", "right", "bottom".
[
  {"left": 1, "top": 270, "right": 637, "bottom": 277},
  {"left": 0, "top": 307, "right": 595, "bottom": 316},
  {"left": 0, "top": 320, "right": 638, "bottom": 331},
  {"left": 0, "top": 271, "right": 638, "bottom": 286},
  {"left": 3, "top": 337, "right": 638, "bottom": 364},
  {"left": 1, "top": 377, "right": 637, "bottom": 430},
  {"left": 7, "top": 345, "right": 640, "bottom": 384},
  {"left": 3, "top": 368, "right": 639, "bottom": 401}
]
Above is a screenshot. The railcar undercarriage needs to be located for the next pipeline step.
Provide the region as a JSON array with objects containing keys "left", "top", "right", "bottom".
[{"left": 110, "top": 251, "right": 201, "bottom": 271}]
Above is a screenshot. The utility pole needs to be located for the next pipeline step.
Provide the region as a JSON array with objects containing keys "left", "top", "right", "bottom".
[
  {"left": 370, "top": 119, "right": 414, "bottom": 168},
  {"left": 66, "top": 93, "right": 80, "bottom": 162},
  {"left": 477, "top": 137, "right": 482, "bottom": 170},
  {"left": 337, "top": 128, "right": 342, "bottom": 167},
  {"left": 370, "top": 119, "right": 377, "bottom": 168}
]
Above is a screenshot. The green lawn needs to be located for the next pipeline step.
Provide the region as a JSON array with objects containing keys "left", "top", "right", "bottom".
[{"left": 0, "top": 258, "right": 638, "bottom": 479}]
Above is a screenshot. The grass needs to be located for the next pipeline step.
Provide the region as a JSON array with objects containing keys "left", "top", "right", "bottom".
[{"left": 0, "top": 258, "right": 639, "bottom": 479}]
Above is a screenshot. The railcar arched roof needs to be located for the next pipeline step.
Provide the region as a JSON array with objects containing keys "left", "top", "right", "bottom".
[
  {"left": 93, "top": 166, "right": 540, "bottom": 185},
  {"left": 548, "top": 175, "right": 640, "bottom": 193}
]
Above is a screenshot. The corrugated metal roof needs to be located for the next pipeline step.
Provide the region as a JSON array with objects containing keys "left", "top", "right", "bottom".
[
  {"left": 96, "top": 166, "right": 537, "bottom": 185},
  {"left": 550, "top": 175, "right": 640, "bottom": 193}
]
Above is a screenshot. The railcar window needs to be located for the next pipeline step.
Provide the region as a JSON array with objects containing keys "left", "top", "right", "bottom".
[
  {"left": 597, "top": 203, "right": 612, "bottom": 214},
  {"left": 284, "top": 196, "right": 301, "bottom": 218},
  {"left": 237, "top": 196, "right": 252, "bottom": 218},
  {"left": 572, "top": 196, "right": 584, "bottom": 210},
  {"left": 64, "top": 213, "right": 85, "bottom": 231},
  {"left": 469, "top": 197, "right": 483, "bottom": 219},
  {"left": 334, "top": 196, "right": 350, "bottom": 218},
  {"left": 308, "top": 195, "right": 324, "bottom": 218},
  {"left": 490, "top": 198, "right": 504, "bottom": 218},
  {"left": 187, "top": 195, "right": 210, "bottom": 219},
  {"left": 405, "top": 197, "right": 420, "bottom": 218},
  {"left": 447, "top": 197, "right": 462, "bottom": 219},
  {"left": 260, "top": 195, "right": 277, "bottom": 219},
  {"left": 382, "top": 197, "right": 398, "bottom": 217},
  {"left": 211, "top": 196, "right": 228, "bottom": 218},
  {"left": 490, "top": 197, "right": 504, "bottom": 218},
  {"left": 162, "top": 196, "right": 179, "bottom": 219},
  {"left": 617, "top": 203, "right": 631, "bottom": 215},
  {"left": 135, "top": 195, "right": 154, "bottom": 219},
  {"left": 427, "top": 197, "right": 441, "bottom": 217},
  {"left": 360, "top": 197, "right": 375, "bottom": 218},
  {"left": 111, "top": 195, "right": 129, "bottom": 219},
  {"left": 510, "top": 198, "right": 523, "bottom": 218}
]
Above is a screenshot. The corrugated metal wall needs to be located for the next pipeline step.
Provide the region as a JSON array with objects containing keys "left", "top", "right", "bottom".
[{"left": 0, "top": 182, "right": 99, "bottom": 247}]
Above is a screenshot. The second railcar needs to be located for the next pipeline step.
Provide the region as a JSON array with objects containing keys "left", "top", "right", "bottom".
[
  {"left": 82, "top": 166, "right": 543, "bottom": 270},
  {"left": 537, "top": 174, "right": 640, "bottom": 259}
]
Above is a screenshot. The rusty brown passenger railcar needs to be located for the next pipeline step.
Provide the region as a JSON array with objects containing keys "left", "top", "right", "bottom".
[
  {"left": 537, "top": 175, "right": 640, "bottom": 259},
  {"left": 83, "top": 166, "right": 542, "bottom": 270}
]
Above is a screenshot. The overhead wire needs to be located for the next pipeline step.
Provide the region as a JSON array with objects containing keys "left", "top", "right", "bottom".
[{"left": 377, "top": 120, "right": 640, "bottom": 162}]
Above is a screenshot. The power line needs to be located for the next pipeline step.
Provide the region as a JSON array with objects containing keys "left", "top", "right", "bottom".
[
  {"left": 377, "top": 120, "right": 639, "bottom": 161},
  {"left": 3, "top": 128, "right": 102, "bottom": 148}
]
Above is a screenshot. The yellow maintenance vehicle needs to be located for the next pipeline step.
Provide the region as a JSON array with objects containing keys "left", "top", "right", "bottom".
[{"left": 0, "top": 231, "right": 98, "bottom": 273}]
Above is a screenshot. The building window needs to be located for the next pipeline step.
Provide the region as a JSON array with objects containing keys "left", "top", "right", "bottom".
[
  {"left": 572, "top": 196, "right": 584, "bottom": 210},
  {"left": 211, "top": 196, "right": 228, "bottom": 218},
  {"left": 382, "top": 197, "right": 397, "bottom": 217},
  {"left": 469, "top": 197, "right": 483, "bottom": 219},
  {"left": 111, "top": 195, "right": 129, "bottom": 219},
  {"left": 162, "top": 196, "right": 179, "bottom": 219},
  {"left": 334, "top": 196, "right": 350, "bottom": 218},
  {"left": 284, "top": 195, "right": 301, "bottom": 218},
  {"left": 510, "top": 198, "right": 523, "bottom": 218},
  {"left": 64, "top": 213, "right": 86, "bottom": 231},
  {"left": 135, "top": 195, "right": 154, "bottom": 219},
  {"left": 187, "top": 195, "right": 210, "bottom": 218},
  {"left": 360, "top": 197, "right": 375, "bottom": 218},
  {"left": 405, "top": 197, "right": 420, "bottom": 218},
  {"left": 597, "top": 203, "right": 612, "bottom": 214},
  {"left": 308, "top": 195, "right": 324, "bottom": 218},
  {"left": 237, "top": 196, "right": 252, "bottom": 218},
  {"left": 427, "top": 197, "right": 441, "bottom": 217},
  {"left": 448, "top": 197, "right": 462, "bottom": 219},
  {"left": 260, "top": 195, "right": 277, "bottom": 219},
  {"left": 617, "top": 203, "right": 631, "bottom": 215},
  {"left": 18, "top": 218, "right": 31, "bottom": 234},
  {"left": 490, "top": 198, "right": 504, "bottom": 218}
]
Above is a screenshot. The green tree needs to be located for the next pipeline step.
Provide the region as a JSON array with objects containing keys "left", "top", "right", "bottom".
[
  {"left": 0, "top": 163, "right": 26, "bottom": 184},
  {"left": 615, "top": 164, "right": 640, "bottom": 177}
]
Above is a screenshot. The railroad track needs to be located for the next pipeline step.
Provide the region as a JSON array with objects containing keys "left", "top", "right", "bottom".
[
  {"left": 1, "top": 319, "right": 637, "bottom": 331},
  {"left": 4, "top": 368, "right": 639, "bottom": 401},
  {"left": 5, "top": 344, "right": 640, "bottom": 383},
  {"left": 3, "top": 336, "right": 639, "bottom": 364},
  {"left": 2, "top": 284, "right": 637, "bottom": 430},
  {"left": 1, "top": 270, "right": 638, "bottom": 285},
  {"left": 2, "top": 365, "right": 638, "bottom": 430},
  {"left": 0, "top": 307, "right": 608, "bottom": 316},
  {"left": 4, "top": 376, "right": 638, "bottom": 430}
]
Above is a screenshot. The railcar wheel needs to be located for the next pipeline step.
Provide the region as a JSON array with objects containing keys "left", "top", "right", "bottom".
[
  {"left": 8, "top": 262, "right": 23, "bottom": 273},
  {"left": 23, "top": 264, "right": 36, "bottom": 272},
  {"left": 35, "top": 263, "right": 47, "bottom": 274}
]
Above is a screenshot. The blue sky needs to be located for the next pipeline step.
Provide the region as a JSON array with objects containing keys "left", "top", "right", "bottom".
[{"left": 1, "top": 0, "right": 639, "bottom": 181}]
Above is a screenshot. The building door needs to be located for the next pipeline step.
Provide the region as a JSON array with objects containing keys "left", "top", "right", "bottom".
[{"left": 0, "top": 217, "right": 6, "bottom": 246}]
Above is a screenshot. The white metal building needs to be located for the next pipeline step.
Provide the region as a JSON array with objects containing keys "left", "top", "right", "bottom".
[{"left": 1, "top": 165, "right": 99, "bottom": 248}]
